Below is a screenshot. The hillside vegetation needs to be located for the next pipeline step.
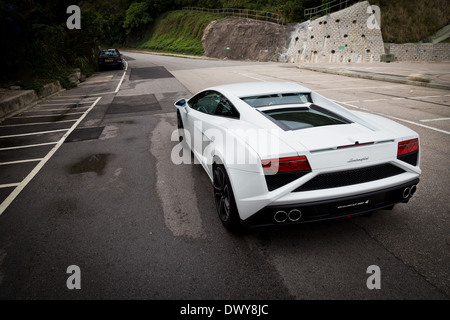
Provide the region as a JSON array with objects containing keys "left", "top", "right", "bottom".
[
  {"left": 129, "top": 11, "right": 224, "bottom": 55},
  {"left": 2, "top": 0, "right": 448, "bottom": 88},
  {"left": 127, "top": 0, "right": 450, "bottom": 57},
  {"left": 370, "top": 0, "right": 449, "bottom": 43}
]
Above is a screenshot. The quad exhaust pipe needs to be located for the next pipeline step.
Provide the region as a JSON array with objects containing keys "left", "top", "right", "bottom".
[
  {"left": 403, "top": 185, "right": 417, "bottom": 199},
  {"left": 274, "top": 184, "right": 417, "bottom": 223},
  {"left": 274, "top": 209, "right": 302, "bottom": 223}
]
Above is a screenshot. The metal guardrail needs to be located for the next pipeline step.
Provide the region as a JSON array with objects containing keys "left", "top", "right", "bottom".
[
  {"left": 304, "top": 0, "right": 352, "bottom": 20},
  {"left": 182, "top": 7, "right": 286, "bottom": 25}
]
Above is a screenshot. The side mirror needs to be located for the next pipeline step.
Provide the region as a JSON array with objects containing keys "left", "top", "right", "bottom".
[{"left": 174, "top": 99, "right": 186, "bottom": 108}]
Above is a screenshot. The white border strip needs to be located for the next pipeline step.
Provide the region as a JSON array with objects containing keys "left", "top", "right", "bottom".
[
  {"left": 115, "top": 70, "right": 127, "bottom": 93},
  {"left": 0, "top": 97, "right": 102, "bottom": 215}
]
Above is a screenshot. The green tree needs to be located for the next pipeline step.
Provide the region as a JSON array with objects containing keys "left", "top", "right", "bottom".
[{"left": 123, "top": 1, "right": 153, "bottom": 35}]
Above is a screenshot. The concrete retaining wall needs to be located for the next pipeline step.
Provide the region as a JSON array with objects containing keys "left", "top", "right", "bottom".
[
  {"left": 283, "top": 1, "right": 385, "bottom": 64},
  {"left": 388, "top": 43, "right": 450, "bottom": 62},
  {"left": 0, "top": 81, "right": 62, "bottom": 120}
]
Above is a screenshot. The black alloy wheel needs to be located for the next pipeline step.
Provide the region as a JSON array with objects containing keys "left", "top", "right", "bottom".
[{"left": 213, "top": 164, "right": 241, "bottom": 231}]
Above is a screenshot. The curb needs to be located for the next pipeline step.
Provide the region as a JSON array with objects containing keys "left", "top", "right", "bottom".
[
  {"left": 0, "top": 81, "right": 64, "bottom": 122},
  {"left": 298, "top": 66, "right": 450, "bottom": 90}
]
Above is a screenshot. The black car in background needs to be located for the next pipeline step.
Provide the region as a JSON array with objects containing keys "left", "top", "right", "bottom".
[{"left": 98, "top": 49, "right": 124, "bottom": 70}]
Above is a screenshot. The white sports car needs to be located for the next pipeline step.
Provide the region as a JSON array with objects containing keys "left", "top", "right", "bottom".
[{"left": 174, "top": 82, "right": 421, "bottom": 230}]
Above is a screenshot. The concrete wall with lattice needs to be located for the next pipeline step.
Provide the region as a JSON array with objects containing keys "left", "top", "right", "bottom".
[
  {"left": 284, "top": 1, "right": 385, "bottom": 63},
  {"left": 388, "top": 43, "right": 450, "bottom": 62}
]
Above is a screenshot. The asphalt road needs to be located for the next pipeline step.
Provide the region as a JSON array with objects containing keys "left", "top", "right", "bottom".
[{"left": 0, "top": 51, "right": 448, "bottom": 301}]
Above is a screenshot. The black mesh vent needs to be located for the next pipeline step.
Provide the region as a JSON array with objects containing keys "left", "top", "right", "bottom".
[
  {"left": 294, "top": 164, "right": 406, "bottom": 192},
  {"left": 265, "top": 172, "right": 311, "bottom": 191},
  {"left": 398, "top": 151, "right": 418, "bottom": 166}
]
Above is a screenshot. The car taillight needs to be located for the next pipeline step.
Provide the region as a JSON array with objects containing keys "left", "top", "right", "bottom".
[
  {"left": 262, "top": 156, "right": 311, "bottom": 174},
  {"left": 114, "top": 56, "right": 121, "bottom": 61},
  {"left": 397, "top": 138, "right": 419, "bottom": 157}
]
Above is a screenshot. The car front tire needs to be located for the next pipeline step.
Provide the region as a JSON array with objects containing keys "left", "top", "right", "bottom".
[{"left": 177, "top": 110, "right": 184, "bottom": 142}]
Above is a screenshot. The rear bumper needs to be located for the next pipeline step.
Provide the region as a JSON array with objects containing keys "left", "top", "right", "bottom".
[
  {"left": 243, "top": 179, "right": 419, "bottom": 228},
  {"left": 98, "top": 60, "right": 123, "bottom": 68}
]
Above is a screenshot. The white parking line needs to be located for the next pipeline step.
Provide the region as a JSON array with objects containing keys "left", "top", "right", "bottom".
[
  {"left": 49, "top": 96, "right": 97, "bottom": 101},
  {"left": 115, "top": 70, "right": 127, "bottom": 93},
  {"left": 316, "top": 85, "right": 405, "bottom": 92},
  {"left": 0, "top": 97, "right": 101, "bottom": 216},
  {"left": 37, "top": 104, "right": 90, "bottom": 108},
  {"left": 341, "top": 93, "right": 450, "bottom": 104},
  {"left": 233, "top": 72, "right": 266, "bottom": 82},
  {"left": 0, "top": 159, "right": 42, "bottom": 166},
  {"left": 419, "top": 117, "right": 450, "bottom": 122},
  {"left": 0, "top": 129, "right": 69, "bottom": 139},
  {"left": 335, "top": 100, "right": 450, "bottom": 135},
  {"left": 0, "top": 119, "right": 77, "bottom": 128},
  {"left": 0, "top": 183, "right": 20, "bottom": 189},
  {"left": 14, "top": 112, "right": 86, "bottom": 118},
  {"left": 0, "top": 142, "right": 58, "bottom": 152}
]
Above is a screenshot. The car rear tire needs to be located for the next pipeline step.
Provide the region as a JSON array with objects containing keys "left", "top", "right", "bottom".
[
  {"left": 213, "top": 164, "right": 242, "bottom": 232},
  {"left": 177, "top": 110, "right": 184, "bottom": 142}
]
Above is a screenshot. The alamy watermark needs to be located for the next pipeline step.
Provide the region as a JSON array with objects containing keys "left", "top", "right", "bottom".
[
  {"left": 171, "top": 122, "right": 281, "bottom": 171},
  {"left": 366, "top": 265, "right": 381, "bottom": 290},
  {"left": 66, "top": 265, "right": 81, "bottom": 289},
  {"left": 367, "top": 5, "right": 381, "bottom": 30},
  {"left": 66, "top": 5, "right": 81, "bottom": 30}
]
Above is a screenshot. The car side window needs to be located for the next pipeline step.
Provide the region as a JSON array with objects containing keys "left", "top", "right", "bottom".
[
  {"left": 215, "top": 98, "right": 239, "bottom": 118},
  {"left": 189, "top": 91, "right": 239, "bottom": 119}
]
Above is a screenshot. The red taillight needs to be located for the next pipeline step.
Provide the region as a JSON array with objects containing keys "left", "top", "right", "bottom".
[
  {"left": 114, "top": 56, "right": 121, "bottom": 61},
  {"left": 397, "top": 138, "right": 419, "bottom": 157},
  {"left": 262, "top": 156, "right": 311, "bottom": 174}
]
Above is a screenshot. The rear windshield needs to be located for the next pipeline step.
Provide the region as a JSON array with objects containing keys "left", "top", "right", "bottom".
[
  {"left": 263, "top": 107, "right": 350, "bottom": 130},
  {"left": 99, "top": 50, "right": 118, "bottom": 56},
  {"left": 241, "top": 92, "right": 312, "bottom": 108}
]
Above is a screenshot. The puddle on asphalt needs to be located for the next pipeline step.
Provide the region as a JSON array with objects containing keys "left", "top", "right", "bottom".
[{"left": 70, "top": 154, "right": 110, "bottom": 175}]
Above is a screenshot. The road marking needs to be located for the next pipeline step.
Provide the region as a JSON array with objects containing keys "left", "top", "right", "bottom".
[
  {"left": 0, "top": 159, "right": 42, "bottom": 166},
  {"left": 419, "top": 117, "right": 450, "bottom": 122},
  {"left": 0, "top": 142, "right": 57, "bottom": 152},
  {"left": 49, "top": 97, "right": 97, "bottom": 101},
  {"left": 115, "top": 70, "right": 127, "bottom": 93},
  {"left": 316, "top": 85, "right": 405, "bottom": 92},
  {"left": 341, "top": 93, "right": 450, "bottom": 104},
  {"left": 336, "top": 100, "right": 450, "bottom": 135},
  {"left": 0, "top": 97, "right": 102, "bottom": 216},
  {"left": 0, "top": 129, "right": 69, "bottom": 139},
  {"left": 0, "top": 119, "right": 77, "bottom": 127},
  {"left": 27, "top": 106, "right": 89, "bottom": 112},
  {"left": 0, "top": 183, "right": 20, "bottom": 189},
  {"left": 12, "top": 112, "right": 86, "bottom": 118},
  {"left": 233, "top": 71, "right": 266, "bottom": 82}
]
